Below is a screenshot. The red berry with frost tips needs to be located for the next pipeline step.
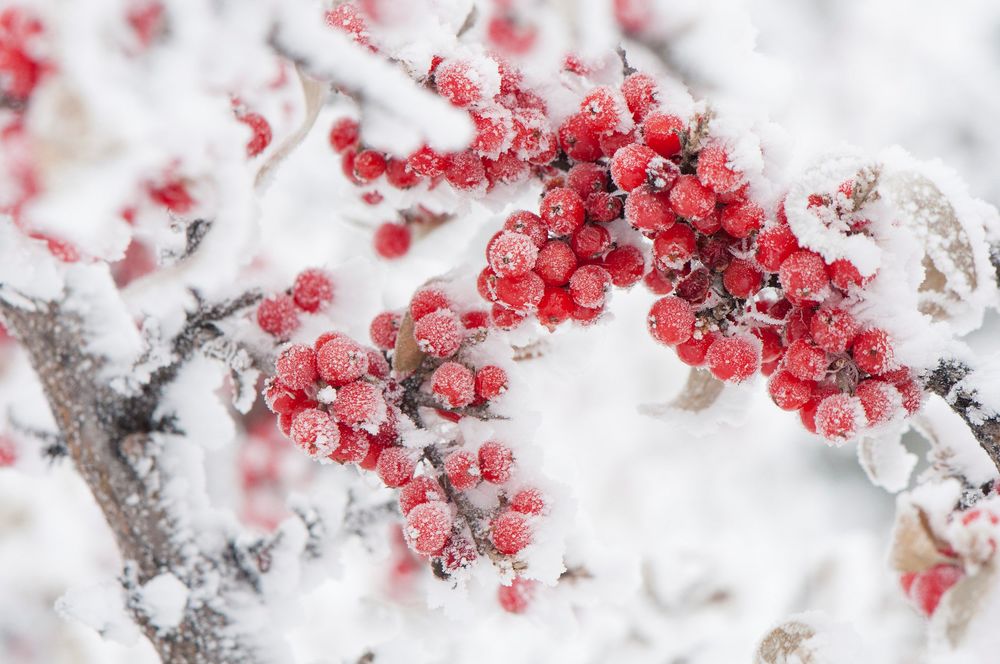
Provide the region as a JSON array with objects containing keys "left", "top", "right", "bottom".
[
  {"left": 852, "top": 328, "right": 895, "bottom": 376},
  {"left": 855, "top": 379, "right": 902, "bottom": 426},
  {"left": 293, "top": 268, "right": 334, "bottom": 313},
  {"left": 498, "top": 577, "right": 537, "bottom": 614},
  {"left": 475, "top": 365, "right": 508, "bottom": 401},
  {"left": 646, "top": 157, "right": 680, "bottom": 192},
  {"left": 896, "top": 377, "right": 923, "bottom": 415},
  {"left": 829, "top": 259, "right": 868, "bottom": 291},
  {"left": 334, "top": 380, "right": 386, "bottom": 430},
  {"left": 410, "top": 287, "right": 450, "bottom": 321},
  {"left": 291, "top": 408, "right": 340, "bottom": 458},
  {"left": 488, "top": 15, "right": 536, "bottom": 55},
  {"left": 799, "top": 384, "right": 839, "bottom": 434},
  {"left": 445, "top": 151, "right": 487, "bottom": 190},
  {"left": 675, "top": 333, "right": 714, "bottom": 366},
  {"left": 317, "top": 336, "right": 370, "bottom": 386},
  {"left": 462, "top": 310, "right": 489, "bottom": 330},
  {"left": 625, "top": 185, "right": 675, "bottom": 232},
  {"left": 669, "top": 175, "right": 716, "bottom": 221},
  {"left": 432, "top": 362, "right": 475, "bottom": 408},
  {"left": 275, "top": 344, "right": 318, "bottom": 391},
  {"left": 408, "top": 145, "right": 451, "bottom": 177},
  {"left": 479, "top": 441, "right": 513, "bottom": 484},
  {"left": 511, "top": 488, "right": 545, "bottom": 515},
  {"left": 512, "top": 109, "right": 557, "bottom": 164},
  {"left": 768, "top": 370, "right": 814, "bottom": 411},
  {"left": 779, "top": 251, "right": 830, "bottom": 305},
  {"left": 602, "top": 245, "right": 646, "bottom": 288},
  {"left": 495, "top": 271, "right": 545, "bottom": 311},
  {"left": 568, "top": 265, "right": 612, "bottom": 308},
  {"left": 722, "top": 260, "right": 762, "bottom": 299},
  {"left": 642, "top": 113, "right": 684, "bottom": 158},
  {"left": 399, "top": 476, "right": 445, "bottom": 516},
  {"left": 535, "top": 240, "right": 577, "bottom": 286},
  {"left": 586, "top": 191, "right": 623, "bottom": 223},
  {"left": 814, "top": 394, "right": 864, "bottom": 440},
  {"left": 706, "top": 336, "right": 760, "bottom": 383},
  {"left": 329, "top": 118, "right": 360, "bottom": 152},
  {"left": 444, "top": 449, "right": 480, "bottom": 490},
  {"left": 385, "top": 157, "right": 422, "bottom": 188},
  {"left": 369, "top": 311, "right": 401, "bottom": 350},
  {"left": 491, "top": 511, "right": 531, "bottom": 555},
  {"left": 435, "top": 59, "right": 485, "bottom": 108},
  {"left": 783, "top": 306, "right": 814, "bottom": 344},
  {"left": 652, "top": 224, "right": 696, "bottom": 269},
  {"left": 413, "top": 309, "right": 463, "bottom": 358},
  {"left": 674, "top": 266, "right": 712, "bottom": 304},
  {"left": 488, "top": 231, "right": 539, "bottom": 278},
  {"left": 696, "top": 143, "right": 744, "bottom": 193},
  {"left": 471, "top": 109, "right": 513, "bottom": 158},
  {"left": 329, "top": 425, "right": 370, "bottom": 465},
  {"left": 504, "top": 211, "right": 547, "bottom": 248},
  {"left": 365, "top": 348, "right": 390, "bottom": 379},
  {"left": 720, "top": 201, "right": 764, "bottom": 239},
  {"left": 571, "top": 224, "right": 612, "bottom": 259},
  {"left": 238, "top": 112, "right": 272, "bottom": 157},
  {"left": 810, "top": 306, "right": 859, "bottom": 354},
  {"left": 644, "top": 268, "right": 673, "bottom": 295},
  {"left": 405, "top": 501, "right": 452, "bottom": 556},
  {"left": 376, "top": 446, "right": 416, "bottom": 488},
  {"left": 600, "top": 130, "right": 636, "bottom": 159},
  {"left": 540, "top": 187, "right": 585, "bottom": 236},
  {"left": 580, "top": 87, "right": 626, "bottom": 134},
  {"left": 537, "top": 287, "right": 574, "bottom": 330},
  {"left": 622, "top": 72, "right": 658, "bottom": 121},
  {"left": 558, "top": 113, "right": 603, "bottom": 162},
  {"left": 478, "top": 267, "right": 499, "bottom": 302},
  {"left": 647, "top": 296, "right": 695, "bottom": 346},
  {"left": 567, "top": 162, "right": 608, "bottom": 199},
  {"left": 910, "top": 564, "right": 964, "bottom": 617},
  {"left": 483, "top": 154, "right": 528, "bottom": 188},
  {"left": 785, "top": 339, "right": 828, "bottom": 381},
  {"left": 354, "top": 149, "right": 387, "bottom": 182},
  {"left": 491, "top": 303, "right": 526, "bottom": 330},
  {"left": 257, "top": 294, "right": 300, "bottom": 337},
  {"left": 611, "top": 144, "right": 658, "bottom": 193}
]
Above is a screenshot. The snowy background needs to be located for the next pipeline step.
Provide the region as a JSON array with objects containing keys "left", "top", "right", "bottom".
[{"left": 2, "top": 0, "right": 1000, "bottom": 662}]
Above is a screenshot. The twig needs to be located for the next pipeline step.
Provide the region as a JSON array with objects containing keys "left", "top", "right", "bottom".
[{"left": 925, "top": 359, "right": 1000, "bottom": 475}]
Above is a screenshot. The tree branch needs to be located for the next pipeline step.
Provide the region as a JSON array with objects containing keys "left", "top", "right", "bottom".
[{"left": 926, "top": 359, "right": 1000, "bottom": 476}]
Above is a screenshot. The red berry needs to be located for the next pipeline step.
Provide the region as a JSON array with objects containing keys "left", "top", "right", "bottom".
[
  {"left": 601, "top": 245, "right": 645, "bottom": 288},
  {"left": 719, "top": 201, "right": 764, "bottom": 238},
  {"left": 567, "top": 163, "right": 608, "bottom": 198},
  {"left": 405, "top": 501, "right": 452, "bottom": 556},
  {"left": 291, "top": 408, "right": 340, "bottom": 458},
  {"left": 504, "top": 211, "right": 547, "bottom": 247},
  {"left": 706, "top": 336, "right": 759, "bottom": 383},
  {"left": 696, "top": 143, "right": 743, "bottom": 193},
  {"left": 478, "top": 441, "right": 513, "bottom": 484},
  {"left": 488, "top": 231, "right": 539, "bottom": 278},
  {"left": 852, "top": 328, "right": 895, "bottom": 376},
  {"left": 779, "top": 251, "right": 830, "bottom": 306},
  {"left": 385, "top": 157, "right": 422, "bottom": 188},
  {"left": 257, "top": 294, "right": 300, "bottom": 337},
  {"left": 462, "top": 310, "right": 489, "bottom": 330},
  {"left": 829, "top": 259, "right": 868, "bottom": 291},
  {"left": 674, "top": 266, "right": 712, "bottom": 304},
  {"left": 799, "top": 384, "right": 840, "bottom": 434},
  {"left": 540, "top": 187, "right": 586, "bottom": 236},
  {"left": 753, "top": 327, "right": 784, "bottom": 363},
  {"left": 413, "top": 309, "right": 463, "bottom": 357},
  {"left": 809, "top": 306, "right": 859, "bottom": 354},
  {"left": 896, "top": 377, "right": 923, "bottom": 415},
  {"left": 491, "top": 511, "right": 531, "bottom": 555},
  {"left": 511, "top": 108, "right": 557, "bottom": 163},
  {"left": 399, "top": 476, "right": 445, "bottom": 516},
  {"left": 498, "top": 577, "right": 537, "bottom": 614},
  {"left": 275, "top": 344, "right": 318, "bottom": 391},
  {"left": 722, "top": 260, "right": 762, "bottom": 299},
  {"left": 625, "top": 185, "right": 675, "bottom": 232},
  {"left": 537, "top": 287, "right": 575, "bottom": 330},
  {"left": 317, "top": 336, "right": 369, "bottom": 386},
  {"left": 571, "top": 224, "right": 612, "bottom": 259},
  {"left": 855, "top": 379, "right": 902, "bottom": 426},
  {"left": 475, "top": 365, "right": 509, "bottom": 400},
  {"left": 445, "top": 151, "right": 487, "bottom": 190},
  {"left": 910, "top": 564, "right": 964, "bottom": 617},
  {"left": 568, "top": 265, "right": 612, "bottom": 308},
  {"left": 644, "top": 268, "right": 674, "bottom": 296},
  {"left": 558, "top": 113, "right": 602, "bottom": 162},
  {"left": 354, "top": 149, "right": 387, "bottom": 182},
  {"left": 376, "top": 446, "right": 416, "bottom": 488},
  {"left": 814, "top": 393, "right": 864, "bottom": 440},
  {"left": 292, "top": 268, "right": 334, "bottom": 312},
  {"left": 755, "top": 225, "right": 800, "bottom": 272},
  {"left": 369, "top": 311, "right": 402, "bottom": 350},
  {"left": 511, "top": 488, "right": 545, "bottom": 515},
  {"left": 238, "top": 112, "right": 272, "bottom": 157},
  {"left": 329, "top": 118, "right": 360, "bottom": 152},
  {"left": 785, "top": 339, "right": 828, "bottom": 381},
  {"left": 675, "top": 333, "right": 715, "bottom": 366},
  {"left": 622, "top": 73, "right": 658, "bottom": 121},
  {"left": 374, "top": 222, "right": 411, "bottom": 259},
  {"left": 642, "top": 113, "right": 685, "bottom": 158},
  {"left": 444, "top": 449, "right": 480, "bottom": 490},
  {"left": 586, "top": 191, "right": 624, "bottom": 223},
  {"left": 491, "top": 303, "right": 526, "bottom": 330},
  {"left": 432, "top": 362, "right": 476, "bottom": 408},
  {"left": 495, "top": 271, "right": 545, "bottom": 311},
  {"left": 435, "top": 59, "right": 486, "bottom": 108},
  {"left": 647, "top": 296, "right": 695, "bottom": 345},
  {"left": 579, "top": 86, "right": 626, "bottom": 134},
  {"left": 669, "top": 175, "right": 716, "bottom": 221},
  {"left": 652, "top": 224, "right": 696, "bottom": 269},
  {"left": 768, "top": 370, "right": 814, "bottom": 411},
  {"left": 599, "top": 130, "right": 636, "bottom": 159},
  {"left": 334, "top": 380, "right": 386, "bottom": 430},
  {"left": 410, "top": 287, "right": 451, "bottom": 321},
  {"left": 610, "top": 144, "right": 658, "bottom": 193},
  {"left": 329, "top": 425, "right": 370, "bottom": 464},
  {"left": 408, "top": 145, "right": 451, "bottom": 177},
  {"left": 477, "top": 268, "right": 499, "bottom": 302}
]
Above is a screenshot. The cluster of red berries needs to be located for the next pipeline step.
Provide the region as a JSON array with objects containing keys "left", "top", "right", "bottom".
[
  {"left": 0, "top": 6, "right": 48, "bottom": 106},
  {"left": 264, "top": 283, "right": 547, "bottom": 570},
  {"left": 255, "top": 268, "right": 335, "bottom": 338}
]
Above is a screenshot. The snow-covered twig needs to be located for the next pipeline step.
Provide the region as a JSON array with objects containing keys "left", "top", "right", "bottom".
[{"left": 926, "top": 360, "right": 1000, "bottom": 475}]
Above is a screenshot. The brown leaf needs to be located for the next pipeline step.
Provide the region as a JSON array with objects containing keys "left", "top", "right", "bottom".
[
  {"left": 392, "top": 311, "right": 425, "bottom": 374},
  {"left": 943, "top": 562, "right": 996, "bottom": 648},
  {"left": 889, "top": 502, "right": 954, "bottom": 573},
  {"left": 669, "top": 369, "right": 724, "bottom": 412},
  {"left": 754, "top": 620, "right": 817, "bottom": 664}
]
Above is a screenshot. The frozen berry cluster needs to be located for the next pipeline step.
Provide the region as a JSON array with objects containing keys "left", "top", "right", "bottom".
[
  {"left": 255, "top": 268, "right": 335, "bottom": 338},
  {"left": 263, "top": 284, "right": 548, "bottom": 573}
]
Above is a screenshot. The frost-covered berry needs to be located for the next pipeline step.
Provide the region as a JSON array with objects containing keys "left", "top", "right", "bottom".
[
  {"left": 478, "top": 441, "right": 513, "bottom": 484},
  {"left": 238, "top": 112, "right": 272, "bottom": 157},
  {"left": 370, "top": 311, "right": 401, "bottom": 350},
  {"left": 586, "top": 191, "right": 624, "bottom": 223},
  {"left": 408, "top": 145, "right": 451, "bottom": 177},
  {"left": 568, "top": 265, "right": 612, "bottom": 308},
  {"left": 829, "top": 259, "right": 867, "bottom": 290},
  {"left": 540, "top": 187, "right": 586, "bottom": 236},
  {"left": 488, "top": 231, "right": 539, "bottom": 278},
  {"left": 511, "top": 488, "right": 545, "bottom": 515},
  {"left": 642, "top": 113, "right": 684, "bottom": 157},
  {"left": 648, "top": 296, "right": 695, "bottom": 345},
  {"left": 669, "top": 175, "right": 716, "bottom": 221},
  {"left": 405, "top": 501, "right": 452, "bottom": 556},
  {"left": 852, "top": 328, "right": 895, "bottom": 376},
  {"left": 495, "top": 272, "right": 545, "bottom": 311},
  {"left": 399, "top": 476, "right": 445, "bottom": 516},
  {"left": 413, "top": 309, "right": 463, "bottom": 357},
  {"left": 909, "top": 564, "right": 965, "bottom": 617},
  {"left": 374, "top": 222, "right": 411, "bottom": 259},
  {"left": 329, "top": 425, "right": 369, "bottom": 465},
  {"left": 377, "top": 446, "right": 416, "bottom": 488},
  {"left": 275, "top": 344, "right": 318, "bottom": 391},
  {"left": 475, "top": 365, "right": 508, "bottom": 401},
  {"left": 696, "top": 143, "right": 743, "bottom": 193},
  {"left": 896, "top": 377, "right": 923, "bottom": 415},
  {"left": 444, "top": 449, "right": 480, "bottom": 490},
  {"left": 317, "top": 336, "right": 369, "bottom": 386},
  {"left": 755, "top": 225, "right": 801, "bottom": 272},
  {"left": 333, "top": 380, "right": 386, "bottom": 431},
  {"left": 675, "top": 333, "right": 715, "bottom": 367},
  {"left": 291, "top": 408, "right": 340, "bottom": 458},
  {"left": 558, "top": 113, "right": 603, "bottom": 162},
  {"left": 722, "top": 260, "right": 762, "bottom": 299},
  {"left": 567, "top": 162, "right": 609, "bottom": 198},
  {"left": 810, "top": 307, "right": 859, "bottom": 354},
  {"left": 611, "top": 144, "right": 658, "bottom": 192},
  {"left": 354, "top": 149, "right": 387, "bottom": 182},
  {"left": 431, "top": 362, "right": 475, "bottom": 408},
  {"left": 257, "top": 294, "right": 300, "bottom": 337},
  {"left": 784, "top": 339, "right": 828, "bottom": 381},
  {"left": 498, "top": 577, "right": 537, "bottom": 614},
  {"left": 410, "top": 287, "right": 451, "bottom": 321},
  {"left": 768, "top": 370, "right": 814, "bottom": 411},
  {"left": 491, "top": 303, "right": 527, "bottom": 330},
  {"left": 386, "top": 157, "right": 422, "bottom": 188},
  {"left": 445, "top": 151, "right": 487, "bottom": 190},
  {"left": 571, "top": 224, "right": 612, "bottom": 260},
  {"left": 719, "top": 201, "right": 764, "bottom": 238},
  {"left": 491, "top": 511, "right": 531, "bottom": 555},
  {"left": 435, "top": 59, "right": 486, "bottom": 108},
  {"left": 536, "top": 287, "right": 573, "bottom": 330},
  {"left": 602, "top": 245, "right": 646, "bottom": 287},
  {"left": 855, "top": 379, "right": 902, "bottom": 426},
  {"left": 814, "top": 393, "right": 864, "bottom": 440},
  {"left": 622, "top": 72, "right": 658, "bottom": 121},
  {"left": 534, "top": 241, "right": 577, "bottom": 286},
  {"left": 504, "top": 211, "right": 548, "bottom": 247},
  {"left": 580, "top": 86, "right": 626, "bottom": 134},
  {"left": 706, "top": 336, "right": 759, "bottom": 383},
  {"left": 625, "top": 185, "right": 674, "bottom": 232},
  {"left": 652, "top": 224, "right": 696, "bottom": 269},
  {"left": 779, "top": 251, "right": 830, "bottom": 305},
  {"left": 292, "top": 268, "right": 334, "bottom": 312},
  {"left": 329, "top": 118, "right": 360, "bottom": 152}
]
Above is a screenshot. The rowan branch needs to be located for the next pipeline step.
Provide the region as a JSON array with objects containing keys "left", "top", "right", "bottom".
[{"left": 925, "top": 360, "right": 1000, "bottom": 476}]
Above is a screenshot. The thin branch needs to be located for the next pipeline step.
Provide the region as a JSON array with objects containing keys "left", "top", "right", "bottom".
[{"left": 925, "top": 359, "right": 1000, "bottom": 475}]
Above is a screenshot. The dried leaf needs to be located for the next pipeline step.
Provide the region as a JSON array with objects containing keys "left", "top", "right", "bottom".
[
  {"left": 942, "top": 562, "right": 996, "bottom": 648},
  {"left": 889, "top": 502, "right": 954, "bottom": 573},
  {"left": 392, "top": 311, "right": 425, "bottom": 374},
  {"left": 754, "top": 620, "right": 817, "bottom": 664},
  {"left": 669, "top": 369, "right": 724, "bottom": 412},
  {"left": 255, "top": 65, "right": 327, "bottom": 190},
  {"left": 856, "top": 432, "right": 917, "bottom": 493}
]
